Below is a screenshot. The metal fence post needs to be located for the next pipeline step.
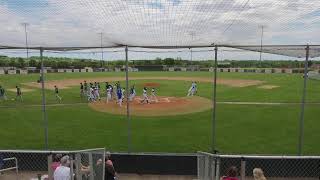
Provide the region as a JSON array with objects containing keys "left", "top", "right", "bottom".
[
  {"left": 125, "top": 46, "right": 131, "bottom": 153},
  {"left": 47, "top": 155, "right": 53, "bottom": 180},
  {"left": 75, "top": 153, "right": 82, "bottom": 180},
  {"left": 212, "top": 45, "right": 218, "bottom": 153},
  {"left": 40, "top": 47, "right": 49, "bottom": 150},
  {"left": 298, "top": 44, "right": 310, "bottom": 155},
  {"left": 211, "top": 156, "right": 216, "bottom": 180},
  {"left": 70, "top": 158, "right": 74, "bottom": 180},
  {"left": 215, "top": 157, "right": 220, "bottom": 180},
  {"left": 88, "top": 153, "right": 94, "bottom": 180},
  {"left": 241, "top": 158, "right": 246, "bottom": 180}
]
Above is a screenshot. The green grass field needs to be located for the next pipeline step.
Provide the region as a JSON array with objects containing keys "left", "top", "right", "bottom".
[{"left": 0, "top": 72, "right": 319, "bottom": 155}]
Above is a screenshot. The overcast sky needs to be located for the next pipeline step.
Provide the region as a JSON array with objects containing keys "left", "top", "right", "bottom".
[{"left": 0, "top": 0, "right": 319, "bottom": 60}]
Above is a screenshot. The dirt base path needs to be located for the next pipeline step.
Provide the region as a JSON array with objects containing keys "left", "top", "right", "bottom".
[
  {"left": 89, "top": 96, "right": 212, "bottom": 116},
  {"left": 23, "top": 77, "right": 264, "bottom": 90}
]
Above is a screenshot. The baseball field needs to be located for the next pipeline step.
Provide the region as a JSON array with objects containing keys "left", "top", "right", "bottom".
[{"left": 0, "top": 71, "right": 319, "bottom": 155}]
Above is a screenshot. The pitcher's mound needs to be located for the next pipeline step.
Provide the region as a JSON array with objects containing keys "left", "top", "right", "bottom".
[{"left": 88, "top": 96, "right": 212, "bottom": 117}]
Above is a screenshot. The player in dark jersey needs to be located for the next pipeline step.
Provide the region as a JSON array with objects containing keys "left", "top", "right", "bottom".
[
  {"left": 116, "top": 84, "right": 122, "bottom": 107},
  {"left": 16, "top": 86, "right": 23, "bottom": 101},
  {"left": 80, "top": 83, "right": 84, "bottom": 99},
  {"left": 54, "top": 85, "right": 62, "bottom": 102},
  {"left": 0, "top": 85, "right": 7, "bottom": 100},
  {"left": 84, "top": 80, "right": 88, "bottom": 96}
]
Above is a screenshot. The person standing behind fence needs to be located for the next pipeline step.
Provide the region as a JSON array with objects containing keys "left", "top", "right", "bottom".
[
  {"left": 105, "top": 151, "right": 117, "bottom": 180},
  {"left": 51, "top": 154, "right": 63, "bottom": 172},
  {"left": 54, "top": 85, "right": 62, "bottom": 103},
  {"left": 54, "top": 155, "right": 71, "bottom": 180},
  {"left": 253, "top": 168, "right": 267, "bottom": 180},
  {"left": 220, "top": 166, "right": 239, "bottom": 180}
]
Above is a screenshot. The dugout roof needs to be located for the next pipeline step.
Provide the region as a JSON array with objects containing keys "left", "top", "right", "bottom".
[{"left": 1, "top": 0, "right": 320, "bottom": 58}]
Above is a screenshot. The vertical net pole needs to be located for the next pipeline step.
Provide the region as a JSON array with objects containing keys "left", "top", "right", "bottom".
[
  {"left": 47, "top": 155, "right": 53, "bottom": 180},
  {"left": 298, "top": 44, "right": 310, "bottom": 155},
  {"left": 75, "top": 153, "right": 82, "bottom": 180},
  {"left": 212, "top": 45, "right": 218, "bottom": 153},
  {"left": 88, "top": 153, "right": 94, "bottom": 180},
  {"left": 240, "top": 159, "right": 246, "bottom": 180},
  {"left": 125, "top": 46, "right": 131, "bottom": 153},
  {"left": 40, "top": 47, "right": 49, "bottom": 150}
]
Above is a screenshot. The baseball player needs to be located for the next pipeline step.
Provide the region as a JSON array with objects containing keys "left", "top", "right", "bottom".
[
  {"left": 150, "top": 88, "right": 158, "bottom": 102},
  {"left": 54, "top": 85, "right": 62, "bottom": 102},
  {"left": 106, "top": 84, "right": 112, "bottom": 103},
  {"left": 129, "top": 85, "right": 136, "bottom": 101},
  {"left": 80, "top": 83, "right": 84, "bottom": 99},
  {"left": 84, "top": 81, "right": 88, "bottom": 95},
  {"left": 121, "top": 88, "right": 126, "bottom": 102},
  {"left": 94, "top": 85, "right": 101, "bottom": 101},
  {"left": 0, "top": 85, "right": 7, "bottom": 101},
  {"left": 88, "top": 85, "right": 95, "bottom": 102},
  {"left": 187, "top": 81, "right": 197, "bottom": 96},
  {"left": 16, "top": 86, "right": 23, "bottom": 101},
  {"left": 140, "top": 87, "right": 150, "bottom": 104},
  {"left": 116, "top": 85, "right": 123, "bottom": 107}
]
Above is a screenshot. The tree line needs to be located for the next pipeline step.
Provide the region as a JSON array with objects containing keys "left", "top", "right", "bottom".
[{"left": 0, "top": 55, "right": 318, "bottom": 69}]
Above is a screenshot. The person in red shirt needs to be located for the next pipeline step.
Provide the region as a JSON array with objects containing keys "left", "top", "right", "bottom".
[{"left": 220, "top": 166, "right": 239, "bottom": 180}]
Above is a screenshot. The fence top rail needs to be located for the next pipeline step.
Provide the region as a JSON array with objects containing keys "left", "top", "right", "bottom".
[
  {"left": 0, "top": 148, "right": 105, "bottom": 154},
  {"left": 197, "top": 152, "right": 320, "bottom": 159}
]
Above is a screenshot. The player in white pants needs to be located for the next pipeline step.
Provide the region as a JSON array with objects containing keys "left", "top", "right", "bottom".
[
  {"left": 88, "top": 87, "right": 95, "bottom": 102},
  {"left": 140, "top": 87, "right": 150, "bottom": 104},
  {"left": 121, "top": 88, "right": 126, "bottom": 102},
  {"left": 187, "top": 81, "right": 197, "bottom": 96},
  {"left": 150, "top": 88, "right": 158, "bottom": 102},
  {"left": 54, "top": 85, "right": 62, "bottom": 102},
  {"left": 106, "top": 86, "right": 112, "bottom": 103},
  {"left": 94, "top": 86, "right": 101, "bottom": 101}
]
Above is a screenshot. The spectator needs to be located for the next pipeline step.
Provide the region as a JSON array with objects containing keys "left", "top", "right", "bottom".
[
  {"left": 253, "top": 168, "right": 267, "bottom": 180},
  {"left": 220, "top": 166, "right": 239, "bottom": 180},
  {"left": 51, "top": 154, "right": 62, "bottom": 172},
  {"left": 97, "top": 151, "right": 117, "bottom": 180},
  {"left": 54, "top": 155, "right": 71, "bottom": 180}
]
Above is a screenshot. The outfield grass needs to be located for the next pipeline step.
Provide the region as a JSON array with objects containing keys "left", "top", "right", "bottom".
[{"left": 0, "top": 72, "right": 319, "bottom": 155}]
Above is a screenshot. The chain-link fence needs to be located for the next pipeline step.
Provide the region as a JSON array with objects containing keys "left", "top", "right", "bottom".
[
  {"left": 198, "top": 152, "right": 320, "bottom": 180},
  {"left": 0, "top": 148, "right": 105, "bottom": 180}
]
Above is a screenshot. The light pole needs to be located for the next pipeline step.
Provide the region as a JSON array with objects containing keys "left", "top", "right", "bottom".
[
  {"left": 259, "top": 25, "right": 264, "bottom": 63},
  {"left": 98, "top": 32, "right": 104, "bottom": 68},
  {"left": 189, "top": 32, "right": 195, "bottom": 62},
  {"left": 21, "top": 23, "right": 29, "bottom": 59}
]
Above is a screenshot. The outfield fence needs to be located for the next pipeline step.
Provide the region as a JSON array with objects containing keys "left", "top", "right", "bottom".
[
  {"left": 309, "top": 71, "right": 320, "bottom": 80},
  {"left": 197, "top": 151, "right": 320, "bottom": 180},
  {"left": 0, "top": 148, "right": 105, "bottom": 180}
]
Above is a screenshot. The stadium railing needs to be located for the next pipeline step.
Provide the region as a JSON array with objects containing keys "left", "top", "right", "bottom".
[
  {"left": 0, "top": 148, "right": 105, "bottom": 180},
  {"left": 197, "top": 151, "right": 320, "bottom": 180}
]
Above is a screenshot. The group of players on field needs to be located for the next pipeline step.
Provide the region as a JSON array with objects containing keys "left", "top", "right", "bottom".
[
  {"left": 78, "top": 81, "right": 159, "bottom": 107},
  {"left": 0, "top": 81, "right": 197, "bottom": 105}
]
